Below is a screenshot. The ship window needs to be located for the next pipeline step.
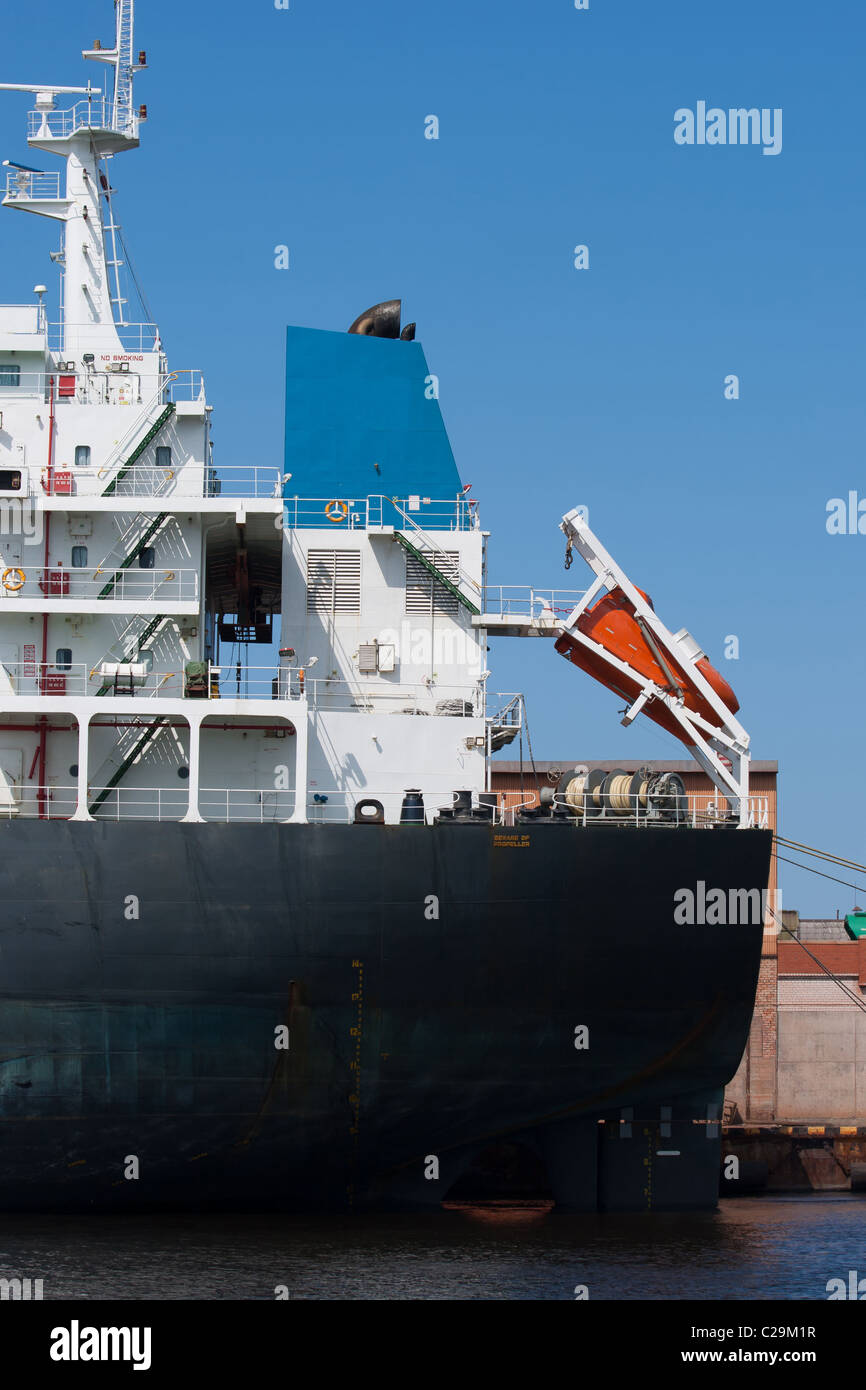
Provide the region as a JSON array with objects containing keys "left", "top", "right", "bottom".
[
  {"left": 306, "top": 549, "right": 361, "bottom": 614},
  {"left": 55, "top": 648, "right": 72, "bottom": 670},
  {"left": 405, "top": 550, "right": 460, "bottom": 615},
  {"left": 71, "top": 545, "right": 88, "bottom": 568},
  {"left": 156, "top": 446, "right": 172, "bottom": 469},
  {"left": 74, "top": 445, "right": 91, "bottom": 467},
  {"left": 138, "top": 546, "right": 155, "bottom": 569},
  {"left": 0, "top": 365, "right": 21, "bottom": 387}
]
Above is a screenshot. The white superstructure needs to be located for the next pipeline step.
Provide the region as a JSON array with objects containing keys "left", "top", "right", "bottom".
[{"left": 0, "top": 3, "right": 527, "bottom": 828}]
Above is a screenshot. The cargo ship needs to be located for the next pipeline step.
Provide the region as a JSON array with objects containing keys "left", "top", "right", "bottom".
[{"left": 0, "top": 3, "right": 771, "bottom": 1212}]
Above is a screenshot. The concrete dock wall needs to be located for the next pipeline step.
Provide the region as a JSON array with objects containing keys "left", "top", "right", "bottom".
[
  {"left": 723, "top": 919, "right": 866, "bottom": 1191},
  {"left": 727, "top": 926, "right": 866, "bottom": 1125}
]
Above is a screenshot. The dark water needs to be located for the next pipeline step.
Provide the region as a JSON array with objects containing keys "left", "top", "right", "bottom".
[{"left": 1, "top": 1196, "right": 864, "bottom": 1300}]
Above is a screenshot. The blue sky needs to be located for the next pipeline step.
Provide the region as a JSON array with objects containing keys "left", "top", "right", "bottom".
[{"left": 2, "top": 0, "right": 865, "bottom": 913}]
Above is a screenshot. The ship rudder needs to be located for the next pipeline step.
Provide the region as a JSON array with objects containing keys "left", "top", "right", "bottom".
[
  {"left": 536, "top": 1119, "right": 599, "bottom": 1212},
  {"left": 539, "top": 1090, "right": 724, "bottom": 1213}
]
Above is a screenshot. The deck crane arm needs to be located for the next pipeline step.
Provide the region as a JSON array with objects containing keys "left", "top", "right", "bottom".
[{"left": 556, "top": 508, "right": 751, "bottom": 825}]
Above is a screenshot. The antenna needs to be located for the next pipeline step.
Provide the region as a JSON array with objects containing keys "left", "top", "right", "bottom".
[
  {"left": 0, "top": 1, "right": 149, "bottom": 359},
  {"left": 0, "top": 84, "right": 100, "bottom": 106},
  {"left": 82, "top": 0, "right": 144, "bottom": 135}
]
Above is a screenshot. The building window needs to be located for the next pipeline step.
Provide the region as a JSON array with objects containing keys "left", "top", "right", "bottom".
[
  {"left": 71, "top": 545, "right": 88, "bottom": 568},
  {"left": 306, "top": 549, "right": 361, "bottom": 613},
  {"left": 138, "top": 546, "right": 155, "bottom": 569},
  {"left": 155, "top": 446, "right": 172, "bottom": 469},
  {"left": 55, "top": 648, "right": 72, "bottom": 671},
  {"left": 0, "top": 364, "right": 21, "bottom": 388},
  {"left": 74, "top": 445, "right": 91, "bottom": 467},
  {"left": 405, "top": 550, "right": 460, "bottom": 615}
]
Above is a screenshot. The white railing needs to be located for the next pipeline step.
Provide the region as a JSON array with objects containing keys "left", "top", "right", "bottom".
[
  {"left": 0, "top": 782, "right": 773, "bottom": 830},
  {"left": 126, "top": 666, "right": 293, "bottom": 701},
  {"left": 88, "top": 786, "right": 296, "bottom": 823},
  {"left": 383, "top": 494, "right": 481, "bottom": 599},
  {"left": 0, "top": 786, "right": 77, "bottom": 820},
  {"left": 496, "top": 788, "right": 769, "bottom": 830},
  {"left": 0, "top": 567, "right": 198, "bottom": 603},
  {"left": 304, "top": 678, "right": 489, "bottom": 715},
  {"left": 28, "top": 99, "right": 137, "bottom": 141},
  {"left": 163, "top": 370, "right": 206, "bottom": 403},
  {"left": 0, "top": 370, "right": 49, "bottom": 397},
  {"left": 0, "top": 662, "right": 89, "bottom": 697},
  {"left": 0, "top": 662, "right": 516, "bottom": 714},
  {"left": 40, "top": 463, "right": 282, "bottom": 501},
  {"left": 97, "top": 381, "right": 175, "bottom": 485},
  {"left": 131, "top": 673, "right": 497, "bottom": 710},
  {"left": 480, "top": 587, "right": 587, "bottom": 620},
  {"left": 198, "top": 788, "right": 295, "bottom": 823},
  {"left": 283, "top": 495, "right": 478, "bottom": 532},
  {"left": 0, "top": 786, "right": 294, "bottom": 823},
  {"left": 195, "top": 466, "right": 283, "bottom": 499},
  {"left": 3, "top": 171, "right": 61, "bottom": 201},
  {"left": 47, "top": 322, "right": 160, "bottom": 353},
  {"left": 688, "top": 792, "right": 771, "bottom": 830}
]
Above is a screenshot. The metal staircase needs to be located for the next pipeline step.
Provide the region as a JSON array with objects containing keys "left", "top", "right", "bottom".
[
  {"left": 382, "top": 495, "right": 481, "bottom": 607},
  {"left": 96, "top": 513, "right": 170, "bottom": 599},
  {"left": 88, "top": 717, "right": 169, "bottom": 816},
  {"left": 102, "top": 403, "right": 175, "bottom": 496},
  {"left": 393, "top": 532, "right": 480, "bottom": 615},
  {"left": 92, "top": 613, "right": 173, "bottom": 696}
]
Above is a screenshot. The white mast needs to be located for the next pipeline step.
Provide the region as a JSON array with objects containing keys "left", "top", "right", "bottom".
[{"left": 0, "top": 1, "right": 147, "bottom": 359}]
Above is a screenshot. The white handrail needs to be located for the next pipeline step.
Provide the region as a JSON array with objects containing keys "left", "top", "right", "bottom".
[{"left": 97, "top": 375, "right": 178, "bottom": 483}]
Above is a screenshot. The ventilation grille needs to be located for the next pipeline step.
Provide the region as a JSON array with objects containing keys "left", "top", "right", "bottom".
[
  {"left": 306, "top": 549, "right": 362, "bottom": 613},
  {"left": 405, "top": 551, "right": 460, "bottom": 615}
]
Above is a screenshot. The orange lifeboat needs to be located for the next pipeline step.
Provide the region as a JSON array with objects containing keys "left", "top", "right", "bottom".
[{"left": 554, "top": 585, "right": 738, "bottom": 749}]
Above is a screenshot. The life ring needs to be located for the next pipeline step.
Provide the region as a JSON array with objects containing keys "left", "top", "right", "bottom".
[
  {"left": 2, "top": 567, "right": 25, "bottom": 592},
  {"left": 325, "top": 499, "right": 348, "bottom": 523},
  {"left": 164, "top": 571, "right": 176, "bottom": 582}
]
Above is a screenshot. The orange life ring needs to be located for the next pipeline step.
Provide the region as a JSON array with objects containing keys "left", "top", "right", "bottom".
[
  {"left": 2, "top": 567, "right": 25, "bottom": 592},
  {"left": 325, "top": 499, "right": 348, "bottom": 523}
]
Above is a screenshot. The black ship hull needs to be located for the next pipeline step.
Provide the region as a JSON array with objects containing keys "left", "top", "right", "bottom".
[{"left": 0, "top": 821, "right": 771, "bottom": 1212}]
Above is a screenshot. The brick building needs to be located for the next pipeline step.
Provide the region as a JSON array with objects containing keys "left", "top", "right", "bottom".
[{"left": 727, "top": 920, "right": 866, "bottom": 1123}]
